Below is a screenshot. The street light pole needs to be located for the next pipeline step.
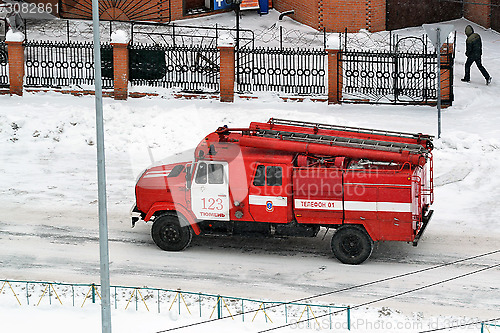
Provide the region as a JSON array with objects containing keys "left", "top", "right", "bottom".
[
  {"left": 423, "top": 23, "right": 453, "bottom": 140},
  {"left": 91, "top": 0, "right": 112, "bottom": 332},
  {"left": 232, "top": 0, "right": 242, "bottom": 84},
  {"left": 235, "top": 2, "right": 240, "bottom": 50}
]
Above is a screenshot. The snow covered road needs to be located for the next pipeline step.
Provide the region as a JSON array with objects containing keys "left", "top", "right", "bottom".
[{"left": 1, "top": 203, "right": 499, "bottom": 320}]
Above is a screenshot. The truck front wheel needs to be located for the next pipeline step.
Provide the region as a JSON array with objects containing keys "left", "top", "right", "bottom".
[
  {"left": 151, "top": 213, "right": 193, "bottom": 251},
  {"left": 331, "top": 226, "right": 373, "bottom": 264}
]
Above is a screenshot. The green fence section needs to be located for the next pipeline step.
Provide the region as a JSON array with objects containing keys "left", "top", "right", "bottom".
[
  {"left": 483, "top": 322, "right": 500, "bottom": 332},
  {"left": 0, "top": 279, "right": 350, "bottom": 329}
]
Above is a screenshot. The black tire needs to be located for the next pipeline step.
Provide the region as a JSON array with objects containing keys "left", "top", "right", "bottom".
[
  {"left": 331, "top": 226, "right": 373, "bottom": 264},
  {"left": 151, "top": 213, "right": 193, "bottom": 251}
]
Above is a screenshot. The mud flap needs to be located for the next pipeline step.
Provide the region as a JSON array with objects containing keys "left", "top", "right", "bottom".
[{"left": 413, "top": 210, "right": 433, "bottom": 246}]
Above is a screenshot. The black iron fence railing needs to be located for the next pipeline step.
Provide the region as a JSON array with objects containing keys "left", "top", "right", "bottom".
[
  {"left": 24, "top": 41, "right": 113, "bottom": 89},
  {"left": 11, "top": 32, "right": 454, "bottom": 105},
  {"left": 339, "top": 31, "right": 455, "bottom": 105},
  {"left": 128, "top": 43, "right": 220, "bottom": 93},
  {"left": 0, "top": 41, "right": 8, "bottom": 88},
  {"left": 341, "top": 51, "right": 443, "bottom": 104},
  {"left": 236, "top": 47, "right": 327, "bottom": 96}
]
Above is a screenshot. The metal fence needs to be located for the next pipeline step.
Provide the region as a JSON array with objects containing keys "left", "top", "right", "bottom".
[
  {"left": 340, "top": 33, "right": 455, "bottom": 105},
  {"left": 0, "top": 41, "right": 8, "bottom": 88},
  {"left": 0, "top": 279, "right": 351, "bottom": 329},
  {"left": 482, "top": 322, "right": 500, "bottom": 332},
  {"left": 236, "top": 47, "right": 327, "bottom": 96},
  {"left": 24, "top": 40, "right": 113, "bottom": 89},
  {"left": 341, "top": 51, "right": 440, "bottom": 104},
  {"left": 12, "top": 27, "right": 455, "bottom": 104},
  {"left": 129, "top": 44, "right": 220, "bottom": 92}
]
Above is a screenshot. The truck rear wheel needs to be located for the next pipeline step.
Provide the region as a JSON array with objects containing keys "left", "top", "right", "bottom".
[
  {"left": 151, "top": 213, "right": 193, "bottom": 251},
  {"left": 331, "top": 226, "right": 373, "bottom": 264}
]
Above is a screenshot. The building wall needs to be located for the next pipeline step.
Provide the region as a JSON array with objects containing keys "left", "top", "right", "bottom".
[
  {"left": 321, "top": 0, "right": 368, "bottom": 32},
  {"left": 55, "top": 0, "right": 225, "bottom": 23},
  {"left": 464, "top": 0, "right": 491, "bottom": 28},
  {"left": 275, "top": 0, "right": 385, "bottom": 32},
  {"left": 57, "top": 0, "right": 171, "bottom": 22},
  {"left": 369, "top": 0, "right": 386, "bottom": 32},
  {"left": 386, "top": 0, "right": 462, "bottom": 31},
  {"left": 274, "top": 0, "right": 320, "bottom": 29},
  {"left": 492, "top": 0, "right": 500, "bottom": 32}
]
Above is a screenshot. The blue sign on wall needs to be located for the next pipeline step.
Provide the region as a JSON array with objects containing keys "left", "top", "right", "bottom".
[{"left": 214, "top": 0, "right": 231, "bottom": 10}]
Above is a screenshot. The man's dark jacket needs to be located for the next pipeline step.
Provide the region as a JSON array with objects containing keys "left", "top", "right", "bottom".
[{"left": 465, "top": 25, "right": 482, "bottom": 59}]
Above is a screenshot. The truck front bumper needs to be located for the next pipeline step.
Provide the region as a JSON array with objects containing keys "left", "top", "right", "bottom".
[
  {"left": 130, "top": 204, "right": 142, "bottom": 228},
  {"left": 413, "top": 209, "right": 433, "bottom": 246}
]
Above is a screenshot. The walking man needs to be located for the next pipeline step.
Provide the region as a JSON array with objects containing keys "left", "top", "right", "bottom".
[{"left": 462, "top": 25, "right": 492, "bottom": 85}]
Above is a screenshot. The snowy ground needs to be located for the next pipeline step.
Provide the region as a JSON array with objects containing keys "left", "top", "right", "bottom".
[
  {"left": 25, "top": 9, "right": 327, "bottom": 48},
  {"left": 1, "top": 14, "right": 500, "bottom": 333}
]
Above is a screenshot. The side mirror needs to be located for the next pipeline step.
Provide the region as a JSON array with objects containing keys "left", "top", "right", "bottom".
[
  {"left": 185, "top": 165, "right": 192, "bottom": 189},
  {"left": 208, "top": 144, "right": 217, "bottom": 156}
]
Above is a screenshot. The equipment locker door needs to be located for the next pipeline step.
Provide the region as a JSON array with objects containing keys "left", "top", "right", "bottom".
[
  {"left": 293, "top": 167, "right": 344, "bottom": 225},
  {"left": 248, "top": 164, "right": 291, "bottom": 223},
  {"left": 191, "top": 161, "right": 230, "bottom": 221}
]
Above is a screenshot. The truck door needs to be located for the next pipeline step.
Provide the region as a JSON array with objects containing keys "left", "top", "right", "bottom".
[
  {"left": 191, "top": 161, "right": 230, "bottom": 221},
  {"left": 248, "top": 164, "right": 291, "bottom": 223}
]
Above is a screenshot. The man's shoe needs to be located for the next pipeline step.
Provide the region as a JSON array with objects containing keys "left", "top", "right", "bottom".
[
  {"left": 461, "top": 78, "right": 470, "bottom": 82},
  {"left": 486, "top": 77, "right": 492, "bottom": 85}
]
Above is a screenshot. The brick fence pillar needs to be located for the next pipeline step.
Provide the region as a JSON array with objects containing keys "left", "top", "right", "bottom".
[
  {"left": 218, "top": 35, "right": 235, "bottom": 103},
  {"left": 111, "top": 42, "right": 129, "bottom": 100},
  {"left": 6, "top": 39, "right": 25, "bottom": 96},
  {"left": 440, "top": 43, "right": 454, "bottom": 107},
  {"left": 327, "top": 48, "right": 342, "bottom": 104},
  {"left": 111, "top": 31, "right": 130, "bottom": 100}
]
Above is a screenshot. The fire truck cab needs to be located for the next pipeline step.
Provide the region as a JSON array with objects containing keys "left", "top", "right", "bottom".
[{"left": 132, "top": 118, "right": 434, "bottom": 264}]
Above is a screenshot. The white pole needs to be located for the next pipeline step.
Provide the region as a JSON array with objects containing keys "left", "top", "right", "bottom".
[{"left": 90, "top": 0, "right": 112, "bottom": 331}]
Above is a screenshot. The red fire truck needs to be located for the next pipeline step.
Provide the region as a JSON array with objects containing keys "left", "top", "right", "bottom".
[{"left": 131, "top": 118, "right": 434, "bottom": 264}]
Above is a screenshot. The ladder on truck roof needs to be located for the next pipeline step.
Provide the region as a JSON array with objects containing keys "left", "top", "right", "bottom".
[
  {"left": 268, "top": 118, "right": 434, "bottom": 142},
  {"left": 247, "top": 118, "right": 433, "bottom": 156},
  {"left": 253, "top": 129, "right": 429, "bottom": 155}
]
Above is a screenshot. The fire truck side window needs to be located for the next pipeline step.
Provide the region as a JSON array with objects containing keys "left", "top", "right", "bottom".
[
  {"left": 266, "top": 166, "right": 282, "bottom": 186},
  {"left": 195, "top": 162, "right": 207, "bottom": 184},
  {"left": 167, "top": 165, "right": 184, "bottom": 178},
  {"left": 253, "top": 165, "right": 282, "bottom": 186},
  {"left": 208, "top": 164, "right": 224, "bottom": 184},
  {"left": 253, "top": 165, "right": 265, "bottom": 186}
]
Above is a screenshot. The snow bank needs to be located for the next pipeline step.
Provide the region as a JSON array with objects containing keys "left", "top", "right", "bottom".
[
  {"left": 326, "top": 34, "right": 341, "bottom": 49},
  {"left": 218, "top": 33, "right": 235, "bottom": 47},
  {"left": 6, "top": 30, "right": 25, "bottom": 42},
  {"left": 111, "top": 30, "right": 130, "bottom": 44},
  {"left": 1, "top": 300, "right": 495, "bottom": 333}
]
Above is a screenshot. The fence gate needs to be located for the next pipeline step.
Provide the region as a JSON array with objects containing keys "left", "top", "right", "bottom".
[
  {"left": 128, "top": 44, "right": 220, "bottom": 92},
  {"left": 0, "top": 41, "right": 8, "bottom": 88},
  {"left": 341, "top": 36, "right": 453, "bottom": 105}
]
